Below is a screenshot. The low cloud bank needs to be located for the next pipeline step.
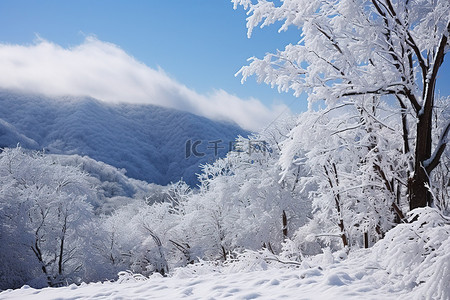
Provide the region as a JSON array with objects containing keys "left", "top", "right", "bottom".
[{"left": 0, "top": 37, "right": 288, "bottom": 131}]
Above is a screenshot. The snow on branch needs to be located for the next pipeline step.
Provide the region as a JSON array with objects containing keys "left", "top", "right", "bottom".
[{"left": 424, "top": 119, "right": 450, "bottom": 174}]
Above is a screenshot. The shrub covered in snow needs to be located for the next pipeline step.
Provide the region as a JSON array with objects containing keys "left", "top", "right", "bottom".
[{"left": 373, "top": 207, "right": 450, "bottom": 299}]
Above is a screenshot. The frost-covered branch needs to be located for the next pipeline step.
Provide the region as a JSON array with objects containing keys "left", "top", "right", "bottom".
[{"left": 425, "top": 119, "right": 450, "bottom": 174}]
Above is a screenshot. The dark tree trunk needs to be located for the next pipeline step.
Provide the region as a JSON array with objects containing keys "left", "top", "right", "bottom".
[
  {"left": 408, "top": 21, "right": 449, "bottom": 211},
  {"left": 409, "top": 167, "right": 430, "bottom": 210},
  {"left": 282, "top": 210, "right": 288, "bottom": 238},
  {"left": 364, "top": 232, "right": 369, "bottom": 249},
  {"left": 409, "top": 113, "right": 433, "bottom": 210}
]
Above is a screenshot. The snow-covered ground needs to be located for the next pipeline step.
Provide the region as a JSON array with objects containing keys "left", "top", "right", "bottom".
[
  {"left": 0, "top": 251, "right": 434, "bottom": 299},
  {"left": 2, "top": 207, "right": 448, "bottom": 300},
  {"left": 0, "top": 251, "right": 408, "bottom": 300}
]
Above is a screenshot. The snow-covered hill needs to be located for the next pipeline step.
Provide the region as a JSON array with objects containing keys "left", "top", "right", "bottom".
[{"left": 0, "top": 90, "right": 248, "bottom": 186}]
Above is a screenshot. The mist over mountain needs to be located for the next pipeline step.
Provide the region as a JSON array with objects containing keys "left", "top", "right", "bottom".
[{"left": 0, "top": 90, "right": 249, "bottom": 186}]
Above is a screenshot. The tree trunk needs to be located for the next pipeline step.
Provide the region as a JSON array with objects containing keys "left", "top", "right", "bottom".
[
  {"left": 409, "top": 166, "right": 430, "bottom": 210},
  {"left": 409, "top": 73, "right": 434, "bottom": 210},
  {"left": 282, "top": 210, "right": 288, "bottom": 238},
  {"left": 409, "top": 21, "right": 449, "bottom": 211},
  {"left": 324, "top": 163, "right": 348, "bottom": 248}
]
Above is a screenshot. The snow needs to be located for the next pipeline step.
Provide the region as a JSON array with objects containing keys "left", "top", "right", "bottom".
[
  {"left": 0, "top": 118, "right": 39, "bottom": 149},
  {"left": 0, "top": 250, "right": 406, "bottom": 300},
  {"left": 2, "top": 207, "right": 447, "bottom": 299},
  {"left": 0, "top": 89, "right": 248, "bottom": 186},
  {"left": 0, "top": 1, "right": 448, "bottom": 295}
]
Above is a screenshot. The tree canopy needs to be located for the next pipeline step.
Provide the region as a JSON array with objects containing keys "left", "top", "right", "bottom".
[{"left": 233, "top": 0, "right": 449, "bottom": 210}]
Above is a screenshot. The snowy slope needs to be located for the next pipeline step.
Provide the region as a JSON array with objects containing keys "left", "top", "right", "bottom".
[
  {"left": 0, "top": 118, "right": 39, "bottom": 149},
  {"left": 0, "top": 90, "right": 248, "bottom": 186},
  {"left": 0, "top": 250, "right": 421, "bottom": 300}
]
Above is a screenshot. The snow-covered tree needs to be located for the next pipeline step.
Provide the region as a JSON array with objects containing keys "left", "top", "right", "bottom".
[
  {"left": 0, "top": 148, "right": 104, "bottom": 288},
  {"left": 280, "top": 100, "right": 411, "bottom": 249},
  {"left": 233, "top": 0, "right": 450, "bottom": 210},
  {"left": 100, "top": 195, "right": 186, "bottom": 277},
  {"left": 170, "top": 119, "right": 312, "bottom": 258}
]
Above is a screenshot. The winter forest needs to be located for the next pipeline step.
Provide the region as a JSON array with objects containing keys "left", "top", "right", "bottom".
[{"left": 1, "top": 0, "right": 449, "bottom": 299}]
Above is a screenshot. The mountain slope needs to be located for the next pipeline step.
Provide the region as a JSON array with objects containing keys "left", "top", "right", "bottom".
[{"left": 0, "top": 90, "right": 249, "bottom": 185}]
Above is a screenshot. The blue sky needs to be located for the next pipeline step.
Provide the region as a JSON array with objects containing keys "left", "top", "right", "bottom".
[
  {"left": 0, "top": 1, "right": 306, "bottom": 113},
  {"left": 0, "top": 1, "right": 448, "bottom": 130}
]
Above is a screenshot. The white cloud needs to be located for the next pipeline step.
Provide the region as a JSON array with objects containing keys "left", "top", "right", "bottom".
[{"left": 0, "top": 37, "right": 289, "bottom": 131}]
